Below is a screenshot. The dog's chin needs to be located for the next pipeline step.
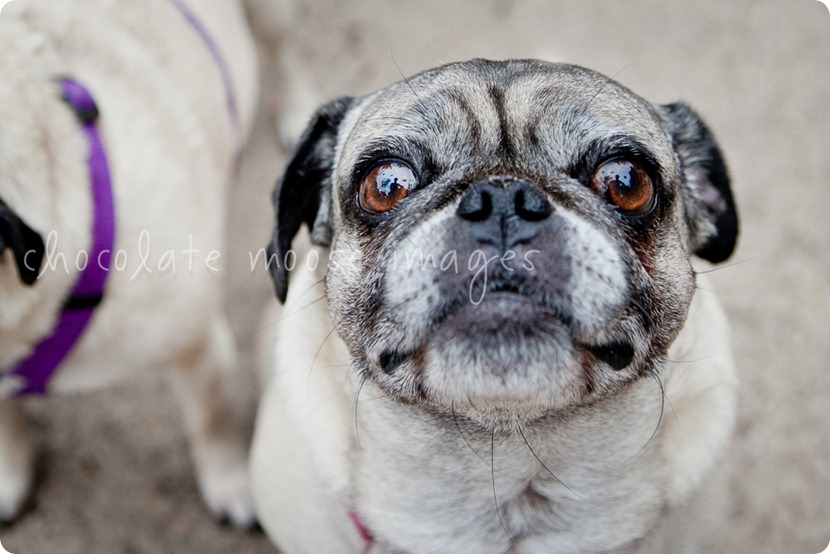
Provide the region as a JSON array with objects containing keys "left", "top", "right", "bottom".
[{"left": 418, "top": 293, "right": 588, "bottom": 424}]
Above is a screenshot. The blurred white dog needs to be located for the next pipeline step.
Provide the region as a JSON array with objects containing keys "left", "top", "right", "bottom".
[{"left": 0, "top": 0, "right": 258, "bottom": 526}]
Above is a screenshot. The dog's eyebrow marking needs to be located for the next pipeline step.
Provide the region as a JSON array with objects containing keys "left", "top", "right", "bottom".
[
  {"left": 523, "top": 86, "right": 570, "bottom": 147},
  {"left": 445, "top": 89, "right": 482, "bottom": 146},
  {"left": 488, "top": 85, "right": 516, "bottom": 159}
]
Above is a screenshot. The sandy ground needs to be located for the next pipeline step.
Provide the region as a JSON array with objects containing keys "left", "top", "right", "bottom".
[{"left": 2, "top": 0, "right": 829, "bottom": 553}]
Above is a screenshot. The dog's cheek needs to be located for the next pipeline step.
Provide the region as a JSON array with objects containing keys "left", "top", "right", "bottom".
[
  {"left": 657, "top": 252, "right": 696, "bottom": 346},
  {"left": 326, "top": 232, "right": 371, "bottom": 347},
  {"left": 554, "top": 209, "right": 629, "bottom": 337},
  {"left": 377, "top": 207, "right": 458, "bottom": 352},
  {"left": 636, "top": 222, "right": 697, "bottom": 354}
]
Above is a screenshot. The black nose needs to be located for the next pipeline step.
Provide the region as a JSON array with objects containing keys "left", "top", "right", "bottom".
[{"left": 456, "top": 178, "right": 552, "bottom": 248}]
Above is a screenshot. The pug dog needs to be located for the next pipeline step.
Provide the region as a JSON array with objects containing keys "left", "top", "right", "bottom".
[
  {"left": 0, "top": 0, "right": 258, "bottom": 526},
  {"left": 251, "top": 59, "right": 739, "bottom": 553}
]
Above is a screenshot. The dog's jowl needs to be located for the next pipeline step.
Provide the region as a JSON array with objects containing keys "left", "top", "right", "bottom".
[{"left": 252, "top": 59, "right": 739, "bottom": 554}]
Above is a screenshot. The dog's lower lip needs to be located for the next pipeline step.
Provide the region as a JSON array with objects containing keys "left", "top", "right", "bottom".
[
  {"left": 433, "top": 291, "right": 569, "bottom": 341},
  {"left": 380, "top": 293, "right": 560, "bottom": 375},
  {"left": 435, "top": 290, "right": 567, "bottom": 328},
  {"left": 476, "top": 290, "right": 545, "bottom": 309}
]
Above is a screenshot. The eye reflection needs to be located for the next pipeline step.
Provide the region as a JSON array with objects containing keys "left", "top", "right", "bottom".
[
  {"left": 359, "top": 160, "right": 419, "bottom": 214},
  {"left": 592, "top": 158, "right": 655, "bottom": 216}
]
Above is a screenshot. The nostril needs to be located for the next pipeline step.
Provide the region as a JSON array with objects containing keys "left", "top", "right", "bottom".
[
  {"left": 515, "top": 186, "right": 552, "bottom": 221},
  {"left": 457, "top": 180, "right": 550, "bottom": 223},
  {"left": 457, "top": 188, "right": 492, "bottom": 222}
]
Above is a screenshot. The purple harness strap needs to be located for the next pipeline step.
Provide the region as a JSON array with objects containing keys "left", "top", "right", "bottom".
[
  {"left": 6, "top": 2, "right": 238, "bottom": 396},
  {"left": 169, "top": 0, "right": 243, "bottom": 168},
  {"left": 10, "top": 79, "right": 115, "bottom": 396}
]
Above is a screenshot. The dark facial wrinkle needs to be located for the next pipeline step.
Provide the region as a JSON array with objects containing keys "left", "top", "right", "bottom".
[
  {"left": 446, "top": 89, "right": 483, "bottom": 147},
  {"left": 488, "top": 85, "right": 516, "bottom": 160}
]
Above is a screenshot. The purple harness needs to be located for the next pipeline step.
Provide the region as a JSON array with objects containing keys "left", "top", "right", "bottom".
[
  {"left": 169, "top": 0, "right": 243, "bottom": 168},
  {"left": 7, "top": 0, "right": 238, "bottom": 396},
  {"left": 10, "top": 79, "right": 115, "bottom": 396}
]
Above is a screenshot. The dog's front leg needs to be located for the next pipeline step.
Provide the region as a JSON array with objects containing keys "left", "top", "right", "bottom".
[
  {"left": 165, "top": 316, "right": 255, "bottom": 528},
  {"left": 0, "top": 399, "right": 35, "bottom": 522}
]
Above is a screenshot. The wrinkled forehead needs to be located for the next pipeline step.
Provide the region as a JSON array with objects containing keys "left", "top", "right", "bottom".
[{"left": 335, "top": 60, "right": 675, "bottom": 177}]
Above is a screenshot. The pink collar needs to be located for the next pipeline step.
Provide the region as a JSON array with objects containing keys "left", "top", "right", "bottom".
[
  {"left": 348, "top": 509, "right": 375, "bottom": 545},
  {"left": 348, "top": 508, "right": 520, "bottom": 553}
]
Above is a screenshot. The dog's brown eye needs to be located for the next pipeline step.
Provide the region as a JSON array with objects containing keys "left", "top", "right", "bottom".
[
  {"left": 592, "top": 159, "right": 655, "bottom": 215},
  {"left": 359, "top": 160, "right": 418, "bottom": 214}
]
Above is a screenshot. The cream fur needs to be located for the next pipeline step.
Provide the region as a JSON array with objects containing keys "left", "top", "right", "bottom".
[
  {"left": 251, "top": 244, "right": 737, "bottom": 553},
  {"left": 0, "top": 0, "right": 258, "bottom": 525},
  {"left": 250, "top": 59, "right": 739, "bottom": 553}
]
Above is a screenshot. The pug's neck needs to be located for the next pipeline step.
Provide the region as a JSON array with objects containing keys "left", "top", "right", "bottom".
[{"left": 346, "top": 371, "right": 670, "bottom": 552}]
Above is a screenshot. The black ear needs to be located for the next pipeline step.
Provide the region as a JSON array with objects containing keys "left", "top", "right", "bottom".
[
  {"left": 0, "top": 197, "right": 44, "bottom": 286},
  {"left": 658, "top": 102, "right": 738, "bottom": 263},
  {"left": 267, "top": 97, "right": 354, "bottom": 302}
]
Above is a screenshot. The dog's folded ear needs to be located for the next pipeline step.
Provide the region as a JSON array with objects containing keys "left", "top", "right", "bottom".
[
  {"left": 658, "top": 102, "right": 738, "bottom": 263},
  {"left": 0, "top": 197, "right": 45, "bottom": 286},
  {"left": 267, "top": 97, "right": 354, "bottom": 302}
]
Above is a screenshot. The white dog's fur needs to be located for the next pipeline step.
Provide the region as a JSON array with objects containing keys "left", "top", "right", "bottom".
[
  {"left": 243, "top": 0, "right": 320, "bottom": 147},
  {"left": 0, "top": 0, "right": 258, "bottom": 525}
]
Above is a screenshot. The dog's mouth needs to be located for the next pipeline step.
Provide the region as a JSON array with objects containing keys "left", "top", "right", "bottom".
[
  {"left": 433, "top": 289, "right": 568, "bottom": 346},
  {"left": 383, "top": 275, "right": 635, "bottom": 369},
  {"left": 433, "top": 275, "right": 571, "bottom": 330},
  {"left": 378, "top": 285, "right": 567, "bottom": 374},
  {"left": 375, "top": 276, "right": 639, "bottom": 419}
]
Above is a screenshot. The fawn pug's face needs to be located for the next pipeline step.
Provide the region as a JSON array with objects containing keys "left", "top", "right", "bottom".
[{"left": 269, "top": 59, "right": 737, "bottom": 425}]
